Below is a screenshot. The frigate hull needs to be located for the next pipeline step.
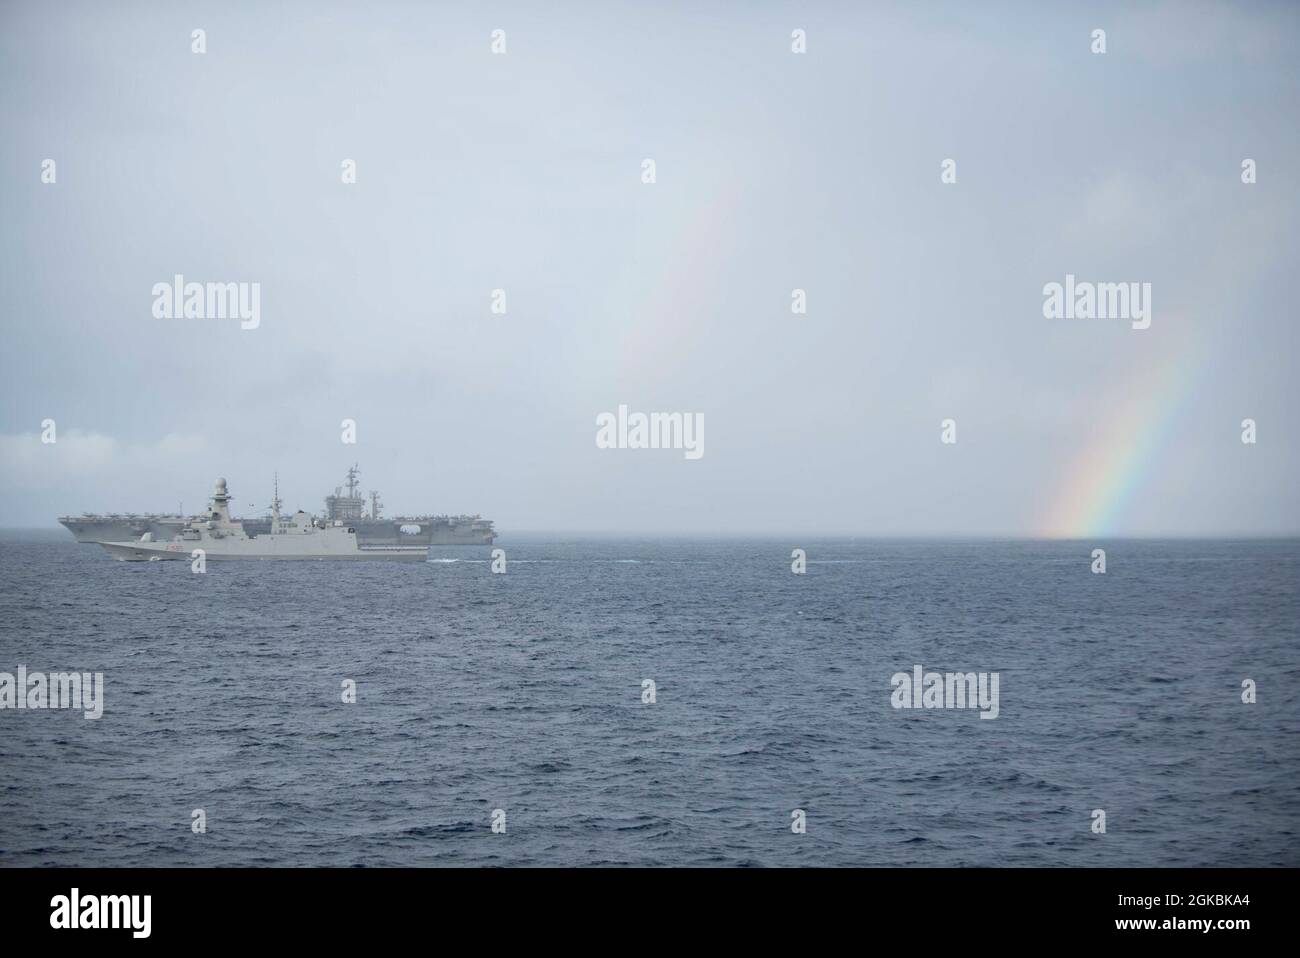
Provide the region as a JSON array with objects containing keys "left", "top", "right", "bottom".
[{"left": 98, "top": 540, "right": 428, "bottom": 562}]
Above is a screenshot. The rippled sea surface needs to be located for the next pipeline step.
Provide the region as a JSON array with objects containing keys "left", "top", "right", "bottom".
[{"left": 0, "top": 531, "right": 1296, "bottom": 867}]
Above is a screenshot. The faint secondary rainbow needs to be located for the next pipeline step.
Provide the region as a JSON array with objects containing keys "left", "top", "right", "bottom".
[
  {"left": 1040, "top": 329, "right": 1209, "bottom": 538},
  {"left": 616, "top": 182, "right": 744, "bottom": 381}
]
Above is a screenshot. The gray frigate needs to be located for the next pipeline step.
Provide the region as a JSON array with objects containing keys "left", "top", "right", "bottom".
[{"left": 97, "top": 478, "right": 429, "bottom": 562}]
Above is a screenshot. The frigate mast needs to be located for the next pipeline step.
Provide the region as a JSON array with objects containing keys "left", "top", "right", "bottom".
[{"left": 271, "top": 472, "right": 283, "bottom": 533}]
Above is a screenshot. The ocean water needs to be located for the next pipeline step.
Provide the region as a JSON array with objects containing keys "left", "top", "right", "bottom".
[{"left": 0, "top": 531, "right": 1296, "bottom": 867}]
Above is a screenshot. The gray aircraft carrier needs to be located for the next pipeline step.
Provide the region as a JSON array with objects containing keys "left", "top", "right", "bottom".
[{"left": 58, "top": 466, "right": 496, "bottom": 546}]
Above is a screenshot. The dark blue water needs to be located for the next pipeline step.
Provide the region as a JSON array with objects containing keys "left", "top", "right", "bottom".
[{"left": 1, "top": 531, "right": 1296, "bottom": 867}]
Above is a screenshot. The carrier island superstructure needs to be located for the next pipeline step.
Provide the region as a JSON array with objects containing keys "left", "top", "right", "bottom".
[{"left": 59, "top": 466, "right": 496, "bottom": 547}]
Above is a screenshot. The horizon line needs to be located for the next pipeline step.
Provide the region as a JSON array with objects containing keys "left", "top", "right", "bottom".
[{"left": 4, "top": 526, "right": 1298, "bottom": 542}]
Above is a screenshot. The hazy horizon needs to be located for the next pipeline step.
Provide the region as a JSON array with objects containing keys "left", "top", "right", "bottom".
[{"left": 3, "top": 0, "right": 1297, "bottom": 538}]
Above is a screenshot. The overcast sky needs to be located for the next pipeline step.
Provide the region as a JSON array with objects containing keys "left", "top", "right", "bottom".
[{"left": 1, "top": 0, "right": 1297, "bottom": 536}]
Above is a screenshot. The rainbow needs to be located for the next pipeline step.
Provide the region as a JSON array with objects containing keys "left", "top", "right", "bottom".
[
  {"left": 1040, "top": 329, "right": 1209, "bottom": 538},
  {"left": 616, "top": 182, "right": 743, "bottom": 381}
]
